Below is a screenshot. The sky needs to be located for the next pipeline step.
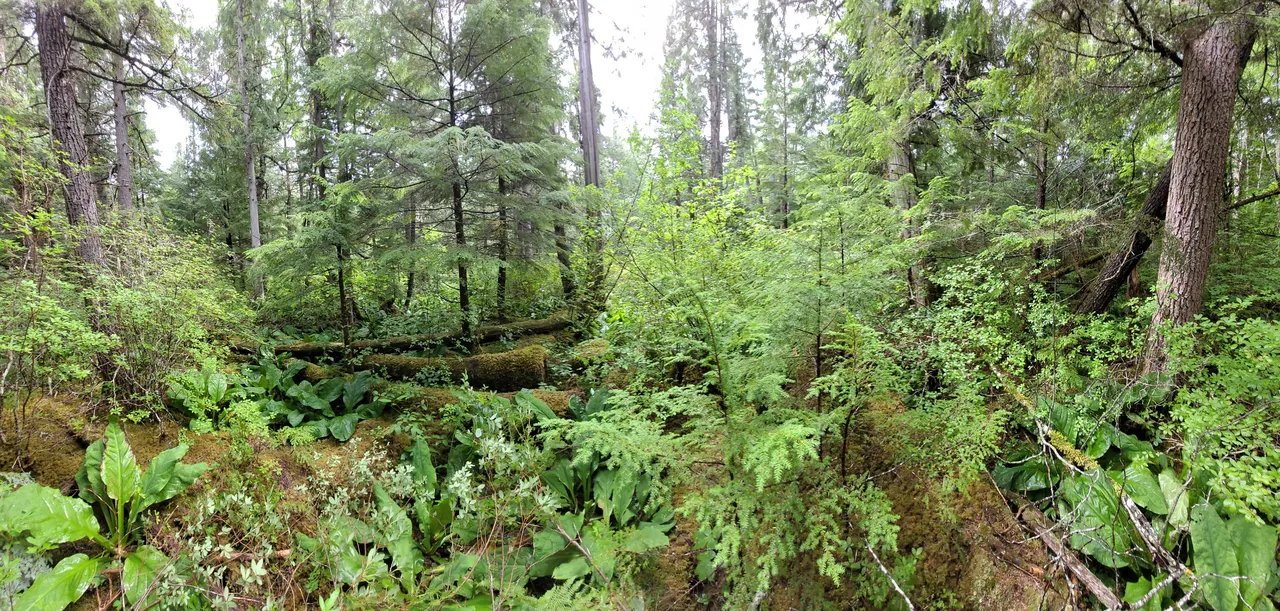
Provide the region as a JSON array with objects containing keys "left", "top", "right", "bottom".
[{"left": 145, "top": 0, "right": 679, "bottom": 168}]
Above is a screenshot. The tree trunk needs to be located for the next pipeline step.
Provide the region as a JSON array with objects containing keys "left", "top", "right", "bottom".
[
  {"left": 576, "top": 0, "right": 599, "bottom": 188},
  {"left": 1032, "top": 121, "right": 1047, "bottom": 260},
  {"left": 706, "top": 0, "right": 722, "bottom": 177},
  {"left": 337, "top": 243, "right": 351, "bottom": 349},
  {"left": 889, "top": 140, "right": 928, "bottom": 308},
  {"left": 238, "top": 0, "right": 263, "bottom": 298},
  {"left": 404, "top": 200, "right": 416, "bottom": 308},
  {"left": 36, "top": 2, "right": 103, "bottom": 266},
  {"left": 1075, "top": 166, "right": 1171, "bottom": 315},
  {"left": 112, "top": 52, "right": 133, "bottom": 213},
  {"left": 454, "top": 181, "right": 472, "bottom": 340},
  {"left": 576, "top": 0, "right": 604, "bottom": 315},
  {"left": 497, "top": 178, "right": 509, "bottom": 320},
  {"left": 1144, "top": 18, "right": 1255, "bottom": 374}
]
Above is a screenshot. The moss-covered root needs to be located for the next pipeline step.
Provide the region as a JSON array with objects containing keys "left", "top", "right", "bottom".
[{"left": 360, "top": 345, "right": 548, "bottom": 392}]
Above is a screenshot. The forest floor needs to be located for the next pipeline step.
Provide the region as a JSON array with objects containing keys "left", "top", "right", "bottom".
[{"left": 3, "top": 331, "right": 1080, "bottom": 610}]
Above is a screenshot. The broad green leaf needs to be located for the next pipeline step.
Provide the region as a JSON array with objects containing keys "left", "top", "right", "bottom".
[
  {"left": 430, "top": 554, "right": 478, "bottom": 591},
  {"left": 623, "top": 524, "right": 670, "bottom": 552},
  {"left": 411, "top": 440, "right": 437, "bottom": 497},
  {"left": 287, "top": 409, "right": 307, "bottom": 427},
  {"left": 0, "top": 484, "right": 100, "bottom": 550},
  {"left": 123, "top": 546, "right": 168, "bottom": 606},
  {"left": 612, "top": 473, "right": 638, "bottom": 526},
  {"left": 1159, "top": 470, "right": 1190, "bottom": 528},
  {"left": 1122, "top": 576, "right": 1164, "bottom": 611},
  {"left": 74, "top": 440, "right": 105, "bottom": 504},
  {"left": 580, "top": 526, "right": 617, "bottom": 582},
  {"left": 374, "top": 484, "right": 422, "bottom": 592},
  {"left": 206, "top": 373, "right": 228, "bottom": 403},
  {"left": 315, "top": 378, "right": 346, "bottom": 404},
  {"left": 1190, "top": 504, "right": 1240, "bottom": 611},
  {"left": 594, "top": 469, "right": 617, "bottom": 527},
  {"left": 14, "top": 554, "right": 99, "bottom": 611},
  {"left": 551, "top": 556, "right": 592, "bottom": 580},
  {"left": 328, "top": 413, "right": 359, "bottom": 442},
  {"left": 1227, "top": 515, "right": 1277, "bottom": 608},
  {"left": 139, "top": 444, "right": 207, "bottom": 510},
  {"left": 1061, "top": 469, "right": 1135, "bottom": 568},
  {"left": 101, "top": 424, "right": 141, "bottom": 505},
  {"left": 343, "top": 372, "right": 374, "bottom": 411},
  {"left": 1112, "top": 464, "right": 1168, "bottom": 514},
  {"left": 300, "top": 419, "right": 328, "bottom": 439}
]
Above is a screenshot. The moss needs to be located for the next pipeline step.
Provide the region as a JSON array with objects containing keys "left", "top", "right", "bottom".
[
  {"left": 0, "top": 396, "right": 92, "bottom": 489},
  {"left": 359, "top": 346, "right": 547, "bottom": 391},
  {"left": 466, "top": 345, "right": 547, "bottom": 391}
]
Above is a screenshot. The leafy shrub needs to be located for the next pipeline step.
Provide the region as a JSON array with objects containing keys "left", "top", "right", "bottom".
[
  {"left": 169, "top": 355, "right": 388, "bottom": 442},
  {"left": 0, "top": 423, "right": 206, "bottom": 610}
]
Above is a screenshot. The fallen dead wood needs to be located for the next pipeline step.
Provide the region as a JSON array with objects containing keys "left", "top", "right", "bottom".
[
  {"left": 1014, "top": 498, "right": 1123, "bottom": 610},
  {"left": 241, "top": 314, "right": 571, "bottom": 358},
  {"left": 1075, "top": 166, "right": 1170, "bottom": 315},
  {"left": 360, "top": 345, "right": 547, "bottom": 391}
]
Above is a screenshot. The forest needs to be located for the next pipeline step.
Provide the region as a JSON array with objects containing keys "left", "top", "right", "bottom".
[{"left": 1, "top": 0, "right": 1279, "bottom": 608}]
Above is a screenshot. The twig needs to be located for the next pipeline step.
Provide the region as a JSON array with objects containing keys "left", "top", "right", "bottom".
[{"left": 865, "top": 541, "right": 915, "bottom": 611}]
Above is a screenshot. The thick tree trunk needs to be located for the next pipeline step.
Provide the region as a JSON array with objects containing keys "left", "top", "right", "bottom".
[
  {"left": 1144, "top": 18, "right": 1255, "bottom": 374},
  {"left": 112, "top": 53, "right": 133, "bottom": 213},
  {"left": 238, "top": 0, "right": 263, "bottom": 298},
  {"left": 1075, "top": 166, "right": 1171, "bottom": 315},
  {"left": 889, "top": 140, "right": 928, "bottom": 308},
  {"left": 36, "top": 2, "right": 103, "bottom": 266},
  {"left": 706, "top": 0, "right": 722, "bottom": 177}
]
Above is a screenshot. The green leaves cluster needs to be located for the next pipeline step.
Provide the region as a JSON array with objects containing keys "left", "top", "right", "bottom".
[{"left": 0, "top": 423, "right": 205, "bottom": 611}]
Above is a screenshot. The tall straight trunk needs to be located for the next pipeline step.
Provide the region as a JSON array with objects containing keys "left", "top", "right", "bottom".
[
  {"left": 575, "top": 0, "right": 604, "bottom": 314},
  {"left": 112, "top": 53, "right": 133, "bottom": 213},
  {"left": 576, "top": 0, "right": 599, "bottom": 188},
  {"left": 404, "top": 200, "right": 416, "bottom": 308},
  {"left": 1075, "top": 166, "right": 1171, "bottom": 315},
  {"left": 453, "top": 181, "right": 472, "bottom": 340},
  {"left": 1144, "top": 17, "right": 1255, "bottom": 374},
  {"left": 36, "top": 2, "right": 103, "bottom": 266},
  {"left": 337, "top": 243, "right": 351, "bottom": 348},
  {"left": 889, "top": 140, "right": 928, "bottom": 308},
  {"left": 1032, "top": 121, "right": 1047, "bottom": 261},
  {"left": 305, "top": 0, "right": 330, "bottom": 202},
  {"left": 706, "top": 0, "right": 722, "bottom": 177},
  {"left": 238, "top": 0, "right": 263, "bottom": 298},
  {"left": 496, "top": 177, "right": 509, "bottom": 320}
]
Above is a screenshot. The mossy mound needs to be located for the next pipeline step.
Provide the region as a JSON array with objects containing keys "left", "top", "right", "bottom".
[
  {"left": 360, "top": 345, "right": 547, "bottom": 391},
  {"left": 0, "top": 395, "right": 93, "bottom": 490}
]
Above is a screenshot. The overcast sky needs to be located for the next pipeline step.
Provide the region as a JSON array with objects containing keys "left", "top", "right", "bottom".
[{"left": 145, "top": 0, "right": 680, "bottom": 168}]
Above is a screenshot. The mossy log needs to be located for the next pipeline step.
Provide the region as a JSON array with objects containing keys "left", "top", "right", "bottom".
[
  {"left": 247, "top": 314, "right": 571, "bottom": 358},
  {"left": 360, "top": 345, "right": 548, "bottom": 391}
]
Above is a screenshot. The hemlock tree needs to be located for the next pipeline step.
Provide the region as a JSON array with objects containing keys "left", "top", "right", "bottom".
[
  {"left": 1144, "top": 13, "right": 1257, "bottom": 373},
  {"left": 36, "top": 1, "right": 104, "bottom": 266}
]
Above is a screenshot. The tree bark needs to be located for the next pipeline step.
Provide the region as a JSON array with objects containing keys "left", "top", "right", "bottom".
[
  {"left": 1144, "top": 17, "right": 1255, "bottom": 374},
  {"left": 706, "top": 0, "right": 723, "bottom": 177},
  {"left": 1075, "top": 166, "right": 1170, "bottom": 315},
  {"left": 576, "top": 0, "right": 599, "bottom": 188},
  {"left": 889, "top": 139, "right": 928, "bottom": 308},
  {"left": 497, "top": 178, "right": 509, "bottom": 320},
  {"left": 238, "top": 0, "right": 263, "bottom": 299},
  {"left": 112, "top": 52, "right": 133, "bottom": 213},
  {"left": 37, "top": 2, "right": 103, "bottom": 266},
  {"left": 453, "top": 181, "right": 472, "bottom": 340}
]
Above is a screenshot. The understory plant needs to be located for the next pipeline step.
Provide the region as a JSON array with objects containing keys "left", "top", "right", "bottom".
[{"left": 0, "top": 423, "right": 206, "bottom": 610}]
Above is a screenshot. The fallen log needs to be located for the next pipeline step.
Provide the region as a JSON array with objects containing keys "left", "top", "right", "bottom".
[
  {"left": 1075, "top": 166, "right": 1170, "bottom": 315},
  {"left": 243, "top": 314, "right": 572, "bottom": 359},
  {"left": 1014, "top": 498, "right": 1123, "bottom": 610},
  {"left": 361, "top": 345, "right": 548, "bottom": 391}
]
